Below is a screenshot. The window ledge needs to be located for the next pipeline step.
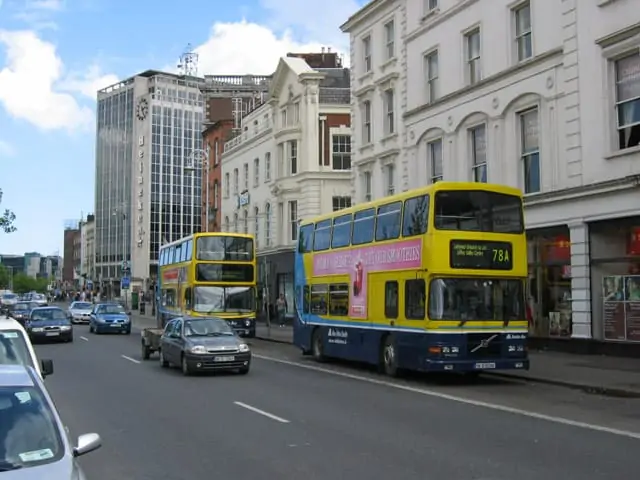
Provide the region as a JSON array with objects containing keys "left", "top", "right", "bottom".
[
  {"left": 421, "top": 7, "right": 439, "bottom": 23},
  {"left": 381, "top": 133, "right": 398, "bottom": 144},
  {"left": 604, "top": 145, "right": 640, "bottom": 160},
  {"left": 359, "top": 142, "right": 374, "bottom": 153}
]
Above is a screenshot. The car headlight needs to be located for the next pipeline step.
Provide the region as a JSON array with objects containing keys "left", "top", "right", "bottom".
[
  {"left": 61, "top": 325, "right": 71, "bottom": 330},
  {"left": 189, "top": 345, "right": 207, "bottom": 354},
  {"left": 238, "top": 343, "right": 250, "bottom": 353}
]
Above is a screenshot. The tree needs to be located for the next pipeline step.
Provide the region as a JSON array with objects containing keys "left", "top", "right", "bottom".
[
  {"left": 0, "top": 265, "right": 10, "bottom": 289},
  {"left": 0, "top": 188, "right": 16, "bottom": 233},
  {"left": 11, "top": 274, "right": 48, "bottom": 294}
]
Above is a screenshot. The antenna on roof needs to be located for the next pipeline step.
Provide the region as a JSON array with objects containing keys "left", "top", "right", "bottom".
[{"left": 177, "top": 44, "right": 199, "bottom": 76}]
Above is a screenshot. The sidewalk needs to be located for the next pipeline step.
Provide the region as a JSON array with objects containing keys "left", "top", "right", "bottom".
[{"left": 253, "top": 323, "right": 640, "bottom": 397}]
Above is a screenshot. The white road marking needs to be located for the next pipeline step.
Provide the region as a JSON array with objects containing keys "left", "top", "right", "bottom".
[
  {"left": 253, "top": 354, "right": 640, "bottom": 440},
  {"left": 233, "top": 401, "right": 290, "bottom": 423},
  {"left": 121, "top": 355, "right": 141, "bottom": 364},
  {"left": 80, "top": 336, "right": 89, "bottom": 341}
]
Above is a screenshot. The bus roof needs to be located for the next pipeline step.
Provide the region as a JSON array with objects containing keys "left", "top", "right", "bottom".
[
  {"left": 160, "top": 232, "right": 255, "bottom": 250},
  {"left": 300, "top": 181, "right": 523, "bottom": 226}
]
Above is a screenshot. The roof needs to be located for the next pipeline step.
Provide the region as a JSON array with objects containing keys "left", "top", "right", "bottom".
[
  {"left": 0, "top": 317, "right": 26, "bottom": 331},
  {"left": 0, "top": 365, "right": 35, "bottom": 388}
]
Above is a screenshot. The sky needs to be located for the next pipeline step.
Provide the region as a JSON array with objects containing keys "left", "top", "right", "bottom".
[{"left": 0, "top": 0, "right": 365, "bottom": 256}]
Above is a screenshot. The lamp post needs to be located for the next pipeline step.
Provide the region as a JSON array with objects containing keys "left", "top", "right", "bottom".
[
  {"left": 184, "top": 148, "right": 210, "bottom": 232},
  {"left": 112, "top": 204, "right": 128, "bottom": 307}
]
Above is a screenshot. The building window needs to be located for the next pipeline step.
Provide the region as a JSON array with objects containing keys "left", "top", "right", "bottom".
[
  {"left": 214, "top": 139, "right": 219, "bottom": 165},
  {"left": 224, "top": 172, "right": 230, "bottom": 198},
  {"left": 289, "top": 200, "right": 298, "bottom": 242},
  {"left": 289, "top": 141, "right": 298, "bottom": 175},
  {"left": 520, "top": 108, "right": 541, "bottom": 194},
  {"left": 254, "top": 206, "right": 260, "bottom": 247},
  {"left": 465, "top": 28, "right": 481, "bottom": 85},
  {"left": 233, "top": 213, "right": 238, "bottom": 232},
  {"left": 384, "top": 89, "right": 394, "bottom": 135},
  {"left": 233, "top": 168, "right": 238, "bottom": 194},
  {"left": 424, "top": 50, "right": 438, "bottom": 103},
  {"left": 615, "top": 53, "right": 640, "bottom": 150},
  {"left": 333, "top": 196, "right": 352, "bottom": 211},
  {"left": 281, "top": 108, "right": 287, "bottom": 127},
  {"left": 224, "top": 215, "right": 229, "bottom": 230},
  {"left": 514, "top": 2, "right": 532, "bottom": 62},
  {"left": 253, "top": 158, "right": 260, "bottom": 186},
  {"left": 384, "top": 20, "right": 395, "bottom": 60},
  {"left": 428, "top": 139, "right": 443, "bottom": 183},
  {"left": 425, "top": 0, "right": 438, "bottom": 13},
  {"left": 265, "top": 203, "right": 272, "bottom": 247},
  {"left": 277, "top": 143, "right": 284, "bottom": 178},
  {"left": 294, "top": 102, "right": 300, "bottom": 123},
  {"left": 362, "top": 36, "right": 372, "bottom": 72},
  {"left": 469, "top": 124, "right": 487, "bottom": 182},
  {"left": 243, "top": 163, "right": 249, "bottom": 190},
  {"left": 385, "top": 164, "right": 395, "bottom": 195},
  {"left": 363, "top": 171, "right": 372, "bottom": 202},
  {"left": 362, "top": 100, "right": 372, "bottom": 144},
  {"left": 332, "top": 135, "right": 351, "bottom": 170},
  {"left": 265, "top": 152, "right": 271, "bottom": 181},
  {"left": 242, "top": 210, "right": 248, "bottom": 234},
  {"left": 213, "top": 180, "right": 219, "bottom": 208}
]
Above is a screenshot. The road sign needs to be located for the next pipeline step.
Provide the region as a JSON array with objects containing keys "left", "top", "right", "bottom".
[
  {"left": 121, "top": 261, "right": 130, "bottom": 272},
  {"left": 121, "top": 276, "right": 130, "bottom": 290}
]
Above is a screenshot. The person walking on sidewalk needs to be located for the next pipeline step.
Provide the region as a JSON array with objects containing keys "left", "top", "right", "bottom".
[{"left": 276, "top": 293, "right": 288, "bottom": 327}]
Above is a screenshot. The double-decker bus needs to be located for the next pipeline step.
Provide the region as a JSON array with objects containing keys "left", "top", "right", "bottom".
[
  {"left": 293, "top": 181, "right": 529, "bottom": 376},
  {"left": 157, "top": 232, "right": 257, "bottom": 337}
]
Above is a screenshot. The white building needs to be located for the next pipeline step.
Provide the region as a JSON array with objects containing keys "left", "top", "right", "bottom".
[
  {"left": 342, "top": 0, "right": 640, "bottom": 348},
  {"left": 221, "top": 54, "right": 352, "bottom": 310}
]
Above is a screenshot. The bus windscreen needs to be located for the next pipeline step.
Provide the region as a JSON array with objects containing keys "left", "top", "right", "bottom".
[
  {"left": 196, "top": 236, "right": 254, "bottom": 261},
  {"left": 434, "top": 190, "right": 524, "bottom": 234}
]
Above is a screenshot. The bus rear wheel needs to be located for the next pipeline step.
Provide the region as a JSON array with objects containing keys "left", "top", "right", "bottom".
[
  {"left": 312, "top": 328, "right": 326, "bottom": 362},
  {"left": 381, "top": 335, "right": 399, "bottom": 377}
]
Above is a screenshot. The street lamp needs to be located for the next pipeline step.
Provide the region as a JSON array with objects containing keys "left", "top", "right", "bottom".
[
  {"left": 112, "top": 204, "right": 128, "bottom": 306},
  {"left": 184, "top": 148, "right": 211, "bottom": 232}
]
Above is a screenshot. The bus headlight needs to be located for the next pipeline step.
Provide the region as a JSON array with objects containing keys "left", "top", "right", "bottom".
[
  {"left": 238, "top": 344, "right": 250, "bottom": 352},
  {"left": 245, "top": 319, "right": 253, "bottom": 327}
]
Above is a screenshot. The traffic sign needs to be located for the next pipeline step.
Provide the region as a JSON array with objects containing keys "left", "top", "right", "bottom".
[{"left": 121, "top": 276, "right": 131, "bottom": 290}]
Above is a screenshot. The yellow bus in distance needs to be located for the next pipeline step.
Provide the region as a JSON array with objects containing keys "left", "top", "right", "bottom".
[
  {"left": 293, "top": 181, "right": 529, "bottom": 376},
  {"left": 157, "top": 232, "right": 257, "bottom": 337}
]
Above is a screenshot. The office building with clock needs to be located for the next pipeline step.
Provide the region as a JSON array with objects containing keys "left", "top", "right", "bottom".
[{"left": 94, "top": 70, "right": 205, "bottom": 295}]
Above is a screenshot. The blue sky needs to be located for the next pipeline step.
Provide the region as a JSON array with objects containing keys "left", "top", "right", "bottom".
[{"left": 0, "top": 0, "right": 364, "bottom": 256}]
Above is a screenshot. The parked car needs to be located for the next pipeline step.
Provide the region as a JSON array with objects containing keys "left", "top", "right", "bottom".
[
  {"left": 0, "top": 316, "right": 54, "bottom": 379},
  {"left": 89, "top": 303, "right": 131, "bottom": 335},
  {"left": 67, "top": 302, "right": 93, "bottom": 325},
  {"left": 159, "top": 316, "right": 251, "bottom": 375},
  {"left": 0, "top": 364, "right": 101, "bottom": 477},
  {"left": 26, "top": 307, "right": 73, "bottom": 343}
]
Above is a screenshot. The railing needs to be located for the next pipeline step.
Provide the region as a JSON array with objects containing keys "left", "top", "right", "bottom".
[{"left": 223, "top": 118, "right": 272, "bottom": 154}]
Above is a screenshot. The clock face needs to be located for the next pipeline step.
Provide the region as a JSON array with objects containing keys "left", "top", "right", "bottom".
[{"left": 136, "top": 98, "right": 148, "bottom": 121}]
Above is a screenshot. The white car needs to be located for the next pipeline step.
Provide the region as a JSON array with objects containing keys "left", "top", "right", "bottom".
[
  {"left": 31, "top": 293, "right": 48, "bottom": 307},
  {"left": 0, "top": 315, "right": 54, "bottom": 379},
  {"left": 67, "top": 301, "right": 93, "bottom": 324},
  {"left": 1, "top": 292, "right": 18, "bottom": 307}
]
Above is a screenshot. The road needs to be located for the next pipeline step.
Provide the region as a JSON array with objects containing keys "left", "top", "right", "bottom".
[{"left": 32, "top": 323, "right": 640, "bottom": 479}]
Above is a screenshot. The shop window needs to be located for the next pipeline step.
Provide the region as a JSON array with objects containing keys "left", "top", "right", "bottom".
[
  {"left": 590, "top": 218, "right": 640, "bottom": 342},
  {"left": 526, "top": 228, "right": 572, "bottom": 338},
  {"left": 310, "top": 284, "right": 328, "bottom": 315},
  {"left": 385, "top": 281, "right": 398, "bottom": 318},
  {"left": 329, "top": 284, "right": 349, "bottom": 316},
  {"left": 405, "top": 279, "right": 426, "bottom": 320}
]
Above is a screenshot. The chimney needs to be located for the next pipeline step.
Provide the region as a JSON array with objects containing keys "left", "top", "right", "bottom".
[
  {"left": 321, "top": 46, "right": 325, "bottom": 53},
  {"left": 328, "top": 47, "right": 331, "bottom": 53}
]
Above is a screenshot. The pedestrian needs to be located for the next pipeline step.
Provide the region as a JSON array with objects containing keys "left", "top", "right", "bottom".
[{"left": 276, "top": 293, "right": 287, "bottom": 327}]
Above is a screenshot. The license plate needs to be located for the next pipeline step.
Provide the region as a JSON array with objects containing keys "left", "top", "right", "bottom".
[
  {"left": 214, "top": 356, "right": 235, "bottom": 362},
  {"left": 45, "top": 332, "right": 60, "bottom": 336},
  {"left": 111, "top": 324, "right": 121, "bottom": 327},
  {"left": 475, "top": 362, "right": 496, "bottom": 369}
]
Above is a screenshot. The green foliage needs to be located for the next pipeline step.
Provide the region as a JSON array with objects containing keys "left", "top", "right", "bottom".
[
  {"left": 11, "top": 274, "right": 49, "bottom": 294},
  {"left": 0, "top": 188, "right": 16, "bottom": 233},
  {"left": 0, "top": 265, "right": 10, "bottom": 289}
]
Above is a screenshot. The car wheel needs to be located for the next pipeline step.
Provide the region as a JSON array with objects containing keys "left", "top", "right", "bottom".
[
  {"left": 311, "top": 328, "right": 326, "bottom": 362},
  {"left": 89, "top": 324, "right": 94, "bottom": 333},
  {"left": 159, "top": 349, "right": 169, "bottom": 368},
  {"left": 181, "top": 355, "right": 192, "bottom": 376}
]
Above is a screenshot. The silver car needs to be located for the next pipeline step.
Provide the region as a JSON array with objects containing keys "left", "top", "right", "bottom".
[
  {"left": 67, "top": 302, "right": 93, "bottom": 324},
  {"left": 0, "top": 364, "right": 102, "bottom": 478}
]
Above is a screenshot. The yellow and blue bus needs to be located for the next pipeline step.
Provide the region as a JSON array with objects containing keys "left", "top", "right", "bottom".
[
  {"left": 157, "top": 232, "right": 257, "bottom": 337},
  {"left": 293, "top": 181, "right": 529, "bottom": 376}
]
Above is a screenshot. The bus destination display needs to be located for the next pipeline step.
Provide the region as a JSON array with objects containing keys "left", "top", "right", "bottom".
[
  {"left": 196, "top": 263, "right": 254, "bottom": 282},
  {"left": 449, "top": 240, "right": 513, "bottom": 270}
]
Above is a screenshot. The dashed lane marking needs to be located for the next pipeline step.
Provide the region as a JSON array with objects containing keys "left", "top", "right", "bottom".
[
  {"left": 233, "top": 401, "right": 290, "bottom": 423},
  {"left": 121, "top": 355, "right": 141, "bottom": 364}
]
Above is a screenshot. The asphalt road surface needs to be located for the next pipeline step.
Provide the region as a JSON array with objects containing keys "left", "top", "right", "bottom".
[{"left": 34, "top": 325, "right": 640, "bottom": 480}]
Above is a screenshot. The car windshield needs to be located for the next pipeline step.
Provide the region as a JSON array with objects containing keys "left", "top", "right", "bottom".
[
  {"left": 192, "top": 286, "right": 255, "bottom": 314},
  {"left": 13, "top": 304, "right": 30, "bottom": 311},
  {"left": 0, "top": 385, "right": 64, "bottom": 470},
  {"left": 31, "top": 310, "right": 67, "bottom": 321},
  {"left": 0, "top": 331, "right": 35, "bottom": 369},
  {"left": 98, "top": 305, "right": 125, "bottom": 314},
  {"left": 71, "top": 302, "right": 92, "bottom": 310},
  {"left": 428, "top": 278, "right": 525, "bottom": 322},
  {"left": 184, "top": 318, "right": 234, "bottom": 337}
]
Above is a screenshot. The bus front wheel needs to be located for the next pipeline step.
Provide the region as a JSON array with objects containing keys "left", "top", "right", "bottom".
[
  {"left": 380, "top": 335, "right": 399, "bottom": 377},
  {"left": 312, "top": 328, "right": 326, "bottom": 362}
]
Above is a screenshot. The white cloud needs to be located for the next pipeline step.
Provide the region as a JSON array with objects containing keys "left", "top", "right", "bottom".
[
  {"left": 11, "top": 0, "right": 64, "bottom": 30},
  {"left": 0, "top": 29, "right": 113, "bottom": 131},
  {"left": 0, "top": 139, "right": 16, "bottom": 157},
  {"left": 61, "top": 64, "right": 119, "bottom": 99}
]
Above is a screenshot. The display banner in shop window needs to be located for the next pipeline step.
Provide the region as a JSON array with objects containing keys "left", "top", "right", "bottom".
[{"left": 603, "top": 275, "right": 640, "bottom": 341}]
